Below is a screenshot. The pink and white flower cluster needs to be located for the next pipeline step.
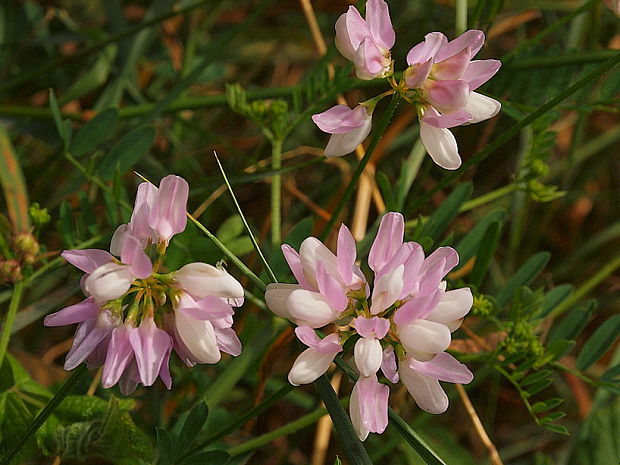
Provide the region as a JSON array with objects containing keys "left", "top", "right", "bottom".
[
  {"left": 45, "top": 175, "right": 244, "bottom": 395},
  {"left": 313, "top": 0, "right": 501, "bottom": 169},
  {"left": 265, "top": 212, "right": 473, "bottom": 441}
]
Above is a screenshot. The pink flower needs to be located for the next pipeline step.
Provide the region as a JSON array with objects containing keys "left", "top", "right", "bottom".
[
  {"left": 129, "top": 317, "right": 173, "bottom": 388},
  {"left": 266, "top": 211, "right": 474, "bottom": 440},
  {"left": 349, "top": 374, "right": 389, "bottom": 440},
  {"left": 312, "top": 105, "right": 372, "bottom": 157},
  {"left": 111, "top": 175, "right": 189, "bottom": 253},
  {"left": 399, "top": 352, "right": 473, "bottom": 414},
  {"left": 404, "top": 31, "right": 502, "bottom": 170},
  {"left": 335, "top": 0, "right": 395, "bottom": 80},
  {"left": 288, "top": 326, "right": 342, "bottom": 386},
  {"left": 265, "top": 224, "right": 363, "bottom": 328}
]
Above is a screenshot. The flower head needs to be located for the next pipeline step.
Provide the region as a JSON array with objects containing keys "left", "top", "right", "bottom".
[
  {"left": 45, "top": 175, "right": 245, "bottom": 394},
  {"left": 265, "top": 212, "right": 474, "bottom": 440},
  {"left": 312, "top": 105, "right": 373, "bottom": 157}
]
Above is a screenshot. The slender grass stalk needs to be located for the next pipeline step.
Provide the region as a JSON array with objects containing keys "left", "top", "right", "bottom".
[
  {"left": 320, "top": 94, "right": 400, "bottom": 241},
  {"left": 313, "top": 375, "right": 372, "bottom": 465},
  {"left": 0, "top": 365, "right": 87, "bottom": 465},
  {"left": 187, "top": 213, "right": 267, "bottom": 291},
  {"left": 228, "top": 405, "right": 329, "bottom": 456},
  {"left": 456, "top": 0, "right": 468, "bottom": 35},
  {"left": 410, "top": 51, "right": 620, "bottom": 212},
  {"left": 0, "top": 281, "right": 24, "bottom": 369},
  {"left": 213, "top": 152, "right": 278, "bottom": 283},
  {"left": 459, "top": 184, "right": 519, "bottom": 212},
  {"left": 549, "top": 254, "right": 620, "bottom": 319},
  {"left": 271, "top": 139, "right": 283, "bottom": 247}
]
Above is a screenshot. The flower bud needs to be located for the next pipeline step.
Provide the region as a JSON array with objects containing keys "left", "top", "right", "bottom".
[
  {"left": 0, "top": 260, "right": 22, "bottom": 283},
  {"left": 14, "top": 232, "right": 40, "bottom": 263}
]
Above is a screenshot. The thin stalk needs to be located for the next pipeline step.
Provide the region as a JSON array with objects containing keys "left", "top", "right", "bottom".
[
  {"left": 459, "top": 184, "right": 519, "bottom": 212},
  {"left": 549, "top": 254, "right": 620, "bottom": 319},
  {"left": 187, "top": 213, "right": 267, "bottom": 291},
  {"left": 505, "top": 50, "right": 618, "bottom": 70},
  {"left": 183, "top": 384, "right": 295, "bottom": 459},
  {"left": 313, "top": 375, "right": 372, "bottom": 465},
  {"left": 410, "top": 51, "right": 620, "bottom": 212},
  {"left": 228, "top": 405, "right": 328, "bottom": 456},
  {"left": 0, "top": 281, "right": 24, "bottom": 369},
  {"left": 0, "top": 365, "right": 88, "bottom": 465},
  {"left": 456, "top": 0, "right": 468, "bottom": 35},
  {"left": 213, "top": 152, "right": 278, "bottom": 283},
  {"left": 320, "top": 94, "right": 400, "bottom": 241},
  {"left": 271, "top": 139, "right": 283, "bottom": 247}
]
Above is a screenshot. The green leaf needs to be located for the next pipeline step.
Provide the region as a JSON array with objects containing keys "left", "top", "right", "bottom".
[
  {"left": 455, "top": 208, "right": 506, "bottom": 268},
  {"left": 156, "top": 428, "right": 177, "bottom": 465},
  {"left": 48, "top": 88, "right": 65, "bottom": 144},
  {"left": 525, "top": 377, "right": 554, "bottom": 396},
  {"left": 98, "top": 125, "right": 156, "bottom": 180},
  {"left": 54, "top": 420, "right": 100, "bottom": 461},
  {"left": 417, "top": 182, "right": 473, "bottom": 242},
  {"left": 55, "top": 395, "right": 134, "bottom": 422},
  {"left": 96, "top": 395, "right": 154, "bottom": 465},
  {"left": 576, "top": 314, "right": 620, "bottom": 371},
  {"left": 543, "top": 424, "right": 569, "bottom": 435},
  {"left": 547, "top": 302, "right": 594, "bottom": 345},
  {"left": 56, "top": 200, "right": 74, "bottom": 248},
  {"left": 538, "top": 284, "right": 574, "bottom": 318},
  {"left": 469, "top": 220, "right": 502, "bottom": 287},
  {"left": 522, "top": 370, "right": 554, "bottom": 387},
  {"left": 601, "top": 364, "right": 620, "bottom": 384},
  {"left": 496, "top": 252, "right": 551, "bottom": 307},
  {"left": 70, "top": 107, "right": 119, "bottom": 156},
  {"left": 59, "top": 44, "right": 117, "bottom": 104},
  {"left": 178, "top": 402, "right": 209, "bottom": 453},
  {"left": 216, "top": 215, "right": 245, "bottom": 244},
  {"left": 376, "top": 170, "right": 397, "bottom": 211}
]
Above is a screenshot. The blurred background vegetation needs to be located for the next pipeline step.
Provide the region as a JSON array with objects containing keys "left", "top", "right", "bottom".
[{"left": 0, "top": 0, "right": 619, "bottom": 464}]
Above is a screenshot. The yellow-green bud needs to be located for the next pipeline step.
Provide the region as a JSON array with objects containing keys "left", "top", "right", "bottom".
[
  {"left": 0, "top": 260, "right": 22, "bottom": 283},
  {"left": 14, "top": 233, "right": 40, "bottom": 263}
]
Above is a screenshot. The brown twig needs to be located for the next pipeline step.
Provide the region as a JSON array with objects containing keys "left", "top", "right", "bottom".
[{"left": 456, "top": 384, "right": 504, "bottom": 465}]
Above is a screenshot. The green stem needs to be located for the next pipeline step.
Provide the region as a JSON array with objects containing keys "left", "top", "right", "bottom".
[
  {"left": 313, "top": 375, "right": 372, "bottom": 465},
  {"left": 0, "top": 365, "right": 87, "bottom": 465},
  {"left": 0, "top": 281, "right": 24, "bottom": 369},
  {"left": 459, "top": 184, "right": 519, "bottom": 212},
  {"left": 455, "top": 0, "right": 468, "bottom": 35},
  {"left": 213, "top": 153, "right": 278, "bottom": 283},
  {"left": 410, "top": 51, "right": 620, "bottom": 212},
  {"left": 271, "top": 139, "right": 283, "bottom": 247},
  {"left": 228, "top": 404, "right": 328, "bottom": 456},
  {"left": 549, "top": 254, "right": 620, "bottom": 319},
  {"left": 184, "top": 384, "right": 295, "bottom": 459},
  {"left": 187, "top": 214, "right": 267, "bottom": 291},
  {"left": 320, "top": 94, "right": 400, "bottom": 241}
]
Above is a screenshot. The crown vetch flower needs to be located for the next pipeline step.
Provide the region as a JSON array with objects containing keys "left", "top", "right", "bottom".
[
  {"left": 335, "top": 0, "right": 395, "bottom": 80},
  {"left": 265, "top": 212, "right": 474, "bottom": 440},
  {"left": 45, "top": 175, "right": 245, "bottom": 395},
  {"left": 312, "top": 105, "right": 373, "bottom": 157}
]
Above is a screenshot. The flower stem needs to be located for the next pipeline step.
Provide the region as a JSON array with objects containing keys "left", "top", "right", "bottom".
[
  {"left": 271, "top": 138, "right": 283, "bottom": 247},
  {"left": 459, "top": 184, "right": 519, "bottom": 212},
  {"left": 455, "top": 0, "right": 468, "bottom": 35},
  {"left": 320, "top": 94, "right": 400, "bottom": 241},
  {"left": 0, "top": 365, "right": 87, "bottom": 465},
  {"left": 0, "top": 280, "right": 24, "bottom": 369}
]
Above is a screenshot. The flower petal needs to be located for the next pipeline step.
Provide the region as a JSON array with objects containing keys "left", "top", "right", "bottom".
[
  {"left": 425, "top": 80, "right": 470, "bottom": 113},
  {"left": 214, "top": 327, "right": 242, "bottom": 356},
  {"left": 265, "top": 283, "right": 299, "bottom": 320},
  {"left": 312, "top": 105, "right": 366, "bottom": 134},
  {"left": 316, "top": 262, "right": 348, "bottom": 312},
  {"left": 337, "top": 224, "right": 357, "bottom": 286},
  {"left": 353, "top": 37, "right": 390, "bottom": 80},
  {"left": 398, "top": 319, "right": 452, "bottom": 354},
  {"left": 419, "top": 120, "right": 461, "bottom": 170},
  {"left": 148, "top": 175, "right": 189, "bottom": 242},
  {"left": 174, "top": 262, "right": 244, "bottom": 299},
  {"left": 410, "top": 352, "right": 473, "bottom": 384},
  {"left": 381, "top": 346, "right": 399, "bottom": 383},
  {"left": 435, "top": 30, "right": 484, "bottom": 62},
  {"left": 462, "top": 92, "right": 501, "bottom": 124},
  {"left": 406, "top": 32, "right": 446, "bottom": 65},
  {"left": 129, "top": 318, "right": 172, "bottom": 386},
  {"left": 353, "top": 316, "right": 390, "bottom": 339},
  {"left": 44, "top": 297, "right": 99, "bottom": 327},
  {"left": 399, "top": 360, "right": 449, "bottom": 414},
  {"left": 288, "top": 289, "right": 340, "bottom": 328},
  {"left": 354, "top": 337, "right": 383, "bottom": 377},
  {"left": 174, "top": 311, "right": 221, "bottom": 364},
  {"left": 366, "top": 0, "right": 395, "bottom": 50},
  {"left": 102, "top": 323, "right": 135, "bottom": 388},
  {"left": 120, "top": 234, "right": 152, "bottom": 279},
  {"left": 426, "top": 288, "right": 473, "bottom": 326},
  {"left": 368, "top": 212, "right": 404, "bottom": 273},
  {"left": 324, "top": 113, "right": 372, "bottom": 157},
  {"left": 62, "top": 249, "right": 113, "bottom": 274},
  {"left": 288, "top": 348, "right": 337, "bottom": 386},
  {"left": 461, "top": 59, "right": 501, "bottom": 90},
  {"left": 84, "top": 262, "right": 134, "bottom": 304}
]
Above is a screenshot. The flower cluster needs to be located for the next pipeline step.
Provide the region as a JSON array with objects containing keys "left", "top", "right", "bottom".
[
  {"left": 313, "top": 0, "right": 501, "bottom": 169},
  {"left": 45, "top": 175, "right": 245, "bottom": 394},
  {"left": 265, "top": 212, "right": 473, "bottom": 440}
]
